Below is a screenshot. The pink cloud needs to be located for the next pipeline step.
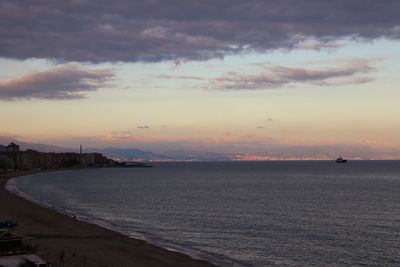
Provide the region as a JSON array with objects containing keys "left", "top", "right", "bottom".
[{"left": 211, "top": 58, "right": 377, "bottom": 90}]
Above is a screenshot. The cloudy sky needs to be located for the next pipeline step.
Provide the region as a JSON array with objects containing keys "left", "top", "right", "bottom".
[{"left": 1, "top": 0, "right": 400, "bottom": 159}]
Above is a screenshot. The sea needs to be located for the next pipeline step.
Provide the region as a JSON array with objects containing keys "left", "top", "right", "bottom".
[{"left": 7, "top": 161, "right": 400, "bottom": 266}]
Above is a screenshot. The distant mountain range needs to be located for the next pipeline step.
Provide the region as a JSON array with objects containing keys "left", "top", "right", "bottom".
[
  {"left": 89, "top": 147, "right": 168, "bottom": 161},
  {"left": 0, "top": 138, "right": 235, "bottom": 161},
  {"left": 0, "top": 138, "right": 73, "bottom": 153},
  {"left": 2, "top": 138, "right": 398, "bottom": 161}
]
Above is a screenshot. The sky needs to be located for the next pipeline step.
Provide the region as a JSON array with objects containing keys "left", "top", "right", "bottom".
[{"left": 0, "top": 0, "right": 400, "bottom": 159}]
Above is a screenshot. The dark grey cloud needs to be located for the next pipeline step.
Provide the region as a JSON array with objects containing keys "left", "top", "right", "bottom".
[
  {"left": 137, "top": 125, "right": 150, "bottom": 129},
  {"left": 212, "top": 59, "right": 375, "bottom": 90},
  {"left": 0, "top": 0, "right": 399, "bottom": 63},
  {"left": 0, "top": 65, "right": 114, "bottom": 100}
]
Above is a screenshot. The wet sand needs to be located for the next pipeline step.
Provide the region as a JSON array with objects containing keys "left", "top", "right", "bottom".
[{"left": 0, "top": 170, "right": 218, "bottom": 267}]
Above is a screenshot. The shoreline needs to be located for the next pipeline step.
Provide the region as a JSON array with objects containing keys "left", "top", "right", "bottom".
[{"left": 0, "top": 169, "right": 218, "bottom": 267}]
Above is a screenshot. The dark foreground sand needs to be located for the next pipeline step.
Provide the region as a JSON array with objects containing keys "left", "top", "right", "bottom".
[{"left": 0, "top": 171, "right": 217, "bottom": 267}]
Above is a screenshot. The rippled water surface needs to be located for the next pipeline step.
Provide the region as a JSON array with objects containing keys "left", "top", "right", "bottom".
[{"left": 10, "top": 161, "right": 400, "bottom": 266}]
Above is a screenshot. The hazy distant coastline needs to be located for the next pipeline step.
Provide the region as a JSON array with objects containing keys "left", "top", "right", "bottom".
[{"left": 1, "top": 138, "right": 400, "bottom": 162}]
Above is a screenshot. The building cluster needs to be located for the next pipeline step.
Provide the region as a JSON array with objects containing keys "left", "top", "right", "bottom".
[{"left": 0, "top": 143, "right": 115, "bottom": 172}]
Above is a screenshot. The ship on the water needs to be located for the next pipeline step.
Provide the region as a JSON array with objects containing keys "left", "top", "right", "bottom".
[{"left": 336, "top": 157, "right": 347, "bottom": 163}]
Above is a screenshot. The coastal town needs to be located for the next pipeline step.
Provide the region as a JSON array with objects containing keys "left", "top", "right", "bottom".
[
  {"left": 0, "top": 143, "right": 116, "bottom": 173},
  {"left": 0, "top": 143, "right": 117, "bottom": 266},
  {"left": 0, "top": 142, "right": 158, "bottom": 267}
]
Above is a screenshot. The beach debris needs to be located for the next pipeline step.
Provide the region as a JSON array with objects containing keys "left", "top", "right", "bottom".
[
  {"left": 0, "top": 220, "right": 18, "bottom": 229},
  {"left": 82, "top": 255, "right": 87, "bottom": 267},
  {"left": 59, "top": 249, "right": 65, "bottom": 262}
]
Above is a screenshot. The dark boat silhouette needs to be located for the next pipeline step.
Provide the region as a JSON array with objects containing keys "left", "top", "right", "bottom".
[{"left": 336, "top": 157, "right": 347, "bottom": 163}]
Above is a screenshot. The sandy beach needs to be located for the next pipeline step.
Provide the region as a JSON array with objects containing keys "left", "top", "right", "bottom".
[{"left": 0, "top": 170, "right": 217, "bottom": 267}]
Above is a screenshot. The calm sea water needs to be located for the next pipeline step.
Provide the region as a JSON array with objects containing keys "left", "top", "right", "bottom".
[{"left": 8, "top": 161, "right": 400, "bottom": 266}]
